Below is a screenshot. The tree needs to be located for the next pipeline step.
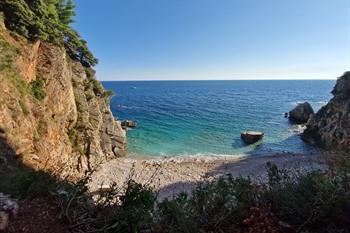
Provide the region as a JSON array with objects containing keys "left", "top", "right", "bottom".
[
  {"left": 0, "top": 0, "right": 98, "bottom": 67},
  {"left": 57, "top": 0, "right": 75, "bottom": 26}
]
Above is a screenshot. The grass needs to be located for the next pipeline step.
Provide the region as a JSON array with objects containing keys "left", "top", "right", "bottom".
[{"left": 8, "top": 73, "right": 27, "bottom": 96}]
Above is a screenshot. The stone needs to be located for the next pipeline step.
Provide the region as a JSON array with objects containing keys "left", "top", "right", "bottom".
[
  {"left": 241, "top": 131, "right": 264, "bottom": 144},
  {"left": 302, "top": 72, "right": 350, "bottom": 149},
  {"left": 289, "top": 102, "right": 314, "bottom": 124},
  {"left": 121, "top": 120, "right": 137, "bottom": 129},
  {"left": 0, "top": 193, "right": 18, "bottom": 231}
]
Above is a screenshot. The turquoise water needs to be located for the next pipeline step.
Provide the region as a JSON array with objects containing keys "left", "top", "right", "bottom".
[{"left": 103, "top": 80, "right": 335, "bottom": 158}]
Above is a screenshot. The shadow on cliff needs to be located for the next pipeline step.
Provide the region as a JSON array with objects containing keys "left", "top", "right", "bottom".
[
  {"left": 0, "top": 133, "right": 74, "bottom": 199},
  {"left": 0, "top": 134, "right": 80, "bottom": 232}
]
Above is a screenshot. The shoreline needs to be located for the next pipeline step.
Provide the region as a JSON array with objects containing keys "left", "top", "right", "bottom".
[{"left": 90, "top": 152, "right": 327, "bottom": 199}]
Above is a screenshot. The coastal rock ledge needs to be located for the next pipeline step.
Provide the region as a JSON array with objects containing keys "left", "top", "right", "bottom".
[{"left": 302, "top": 71, "right": 350, "bottom": 148}]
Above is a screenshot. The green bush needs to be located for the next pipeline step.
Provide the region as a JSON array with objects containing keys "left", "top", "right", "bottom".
[
  {"left": 261, "top": 163, "right": 350, "bottom": 232},
  {"left": 102, "top": 90, "right": 115, "bottom": 98},
  {"left": 103, "top": 180, "right": 157, "bottom": 233},
  {"left": 30, "top": 78, "right": 46, "bottom": 101}
]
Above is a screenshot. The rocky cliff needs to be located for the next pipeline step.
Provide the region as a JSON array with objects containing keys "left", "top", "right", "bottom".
[
  {"left": 0, "top": 17, "right": 126, "bottom": 178},
  {"left": 302, "top": 72, "right": 350, "bottom": 149}
]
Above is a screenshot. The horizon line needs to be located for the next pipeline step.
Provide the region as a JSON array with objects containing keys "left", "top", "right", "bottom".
[{"left": 100, "top": 78, "right": 337, "bottom": 82}]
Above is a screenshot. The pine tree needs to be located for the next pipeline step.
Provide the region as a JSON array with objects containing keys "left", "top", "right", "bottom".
[
  {"left": 58, "top": 0, "right": 75, "bottom": 26},
  {"left": 0, "top": 0, "right": 98, "bottom": 67}
]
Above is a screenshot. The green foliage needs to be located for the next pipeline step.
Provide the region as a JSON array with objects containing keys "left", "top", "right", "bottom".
[
  {"left": 0, "top": 0, "right": 98, "bottom": 67},
  {"left": 57, "top": 0, "right": 76, "bottom": 26},
  {"left": 156, "top": 176, "right": 256, "bottom": 232},
  {"left": 85, "top": 75, "right": 104, "bottom": 96},
  {"left": 102, "top": 90, "right": 115, "bottom": 98},
  {"left": 158, "top": 193, "right": 196, "bottom": 233},
  {"left": 106, "top": 180, "right": 156, "bottom": 232},
  {"left": 0, "top": 35, "right": 19, "bottom": 71},
  {"left": 30, "top": 78, "right": 46, "bottom": 101},
  {"left": 262, "top": 163, "right": 350, "bottom": 232},
  {"left": 13, "top": 156, "right": 348, "bottom": 233}
]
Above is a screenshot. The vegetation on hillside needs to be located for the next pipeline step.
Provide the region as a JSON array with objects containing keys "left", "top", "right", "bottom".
[
  {"left": 1, "top": 152, "right": 349, "bottom": 233},
  {"left": 0, "top": 0, "right": 98, "bottom": 67}
]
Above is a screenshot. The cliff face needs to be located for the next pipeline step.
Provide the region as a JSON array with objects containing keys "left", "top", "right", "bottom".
[
  {"left": 302, "top": 72, "right": 350, "bottom": 149},
  {"left": 0, "top": 19, "right": 126, "bottom": 178}
]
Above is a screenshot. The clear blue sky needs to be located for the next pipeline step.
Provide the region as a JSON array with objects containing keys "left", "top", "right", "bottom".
[{"left": 74, "top": 0, "right": 350, "bottom": 81}]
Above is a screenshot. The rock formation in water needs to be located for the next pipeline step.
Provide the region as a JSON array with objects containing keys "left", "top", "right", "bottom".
[
  {"left": 0, "top": 15, "right": 126, "bottom": 178},
  {"left": 289, "top": 102, "right": 314, "bottom": 124},
  {"left": 302, "top": 72, "right": 350, "bottom": 149}
]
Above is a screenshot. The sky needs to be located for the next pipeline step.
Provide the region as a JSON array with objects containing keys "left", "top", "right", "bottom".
[{"left": 74, "top": 0, "right": 350, "bottom": 81}]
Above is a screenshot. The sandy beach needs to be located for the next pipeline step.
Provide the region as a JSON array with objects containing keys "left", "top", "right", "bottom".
[{"left": 89, "top": 152, "right": 327, "bottom": 200}]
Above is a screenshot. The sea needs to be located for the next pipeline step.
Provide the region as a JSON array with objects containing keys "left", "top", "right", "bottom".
[{"left": 102, "top": 80, "right": 335, "bottom": 158}]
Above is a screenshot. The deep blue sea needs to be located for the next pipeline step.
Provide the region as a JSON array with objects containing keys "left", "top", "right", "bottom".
[{"left": 102, "top": 80, "right": 335, "bottom": 158}]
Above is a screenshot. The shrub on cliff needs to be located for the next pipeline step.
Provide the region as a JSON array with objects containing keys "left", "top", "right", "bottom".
[{"left": 30, "top": 78, "right": 46, "bottom": 101}]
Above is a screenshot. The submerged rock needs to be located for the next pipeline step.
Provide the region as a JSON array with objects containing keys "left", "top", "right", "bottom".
[
  {"left": 241, "top": 131, "right": 264, "bottom": 144},
  {"left": 289, "top": 102, "right": 314, "bottom": 124},
  {"left": 121, "top": 120, "right": 137, "bottom": 129},
  {"left": 302, "top": 72, "right": 350, "bottom": 148}
]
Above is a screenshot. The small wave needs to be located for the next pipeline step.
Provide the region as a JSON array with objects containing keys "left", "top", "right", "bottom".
[
  {"left": 288, "top": 125, "right": 306, "bottom": 134},
  {"left": 128, "top": 152, "right": 247, "bottom": 160},
  {"left": 116, "top": 104, "right": 132, "bottom": 109},
  {"left": 292, "top": 101, "right": 327, "bottom": 106},
  {"left": 127, "top": 152, "right": 247, "bottom": 162},
  {"left": 292, "top": 101, "right": 307, "bottom": 105}
]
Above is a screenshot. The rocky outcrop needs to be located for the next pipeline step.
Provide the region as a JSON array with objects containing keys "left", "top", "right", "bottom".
[
  {"left": 0, "top": 21, "right": 126, "bottom": 178},
  {"left": 289, "top": 102, "right": 314, "bottom": 124},
  {"left": 302, "top": 72, "right": 350, "bottom": 148},
  {"left": 121, "top": 120, "right": 137, "bottom": 129}
]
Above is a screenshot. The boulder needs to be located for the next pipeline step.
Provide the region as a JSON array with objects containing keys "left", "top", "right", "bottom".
[
  {"left": 302, "top": 72, "right": 350, "bottom": 149},
  {"left": 289, "top": 102, "right": 314, "bottom": 124},
  {"left": 121, "top": 120, "right": 136, "bottom": 129},
  {"left": 241, "top": 131, "right": 264, "bottom": 144}
]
